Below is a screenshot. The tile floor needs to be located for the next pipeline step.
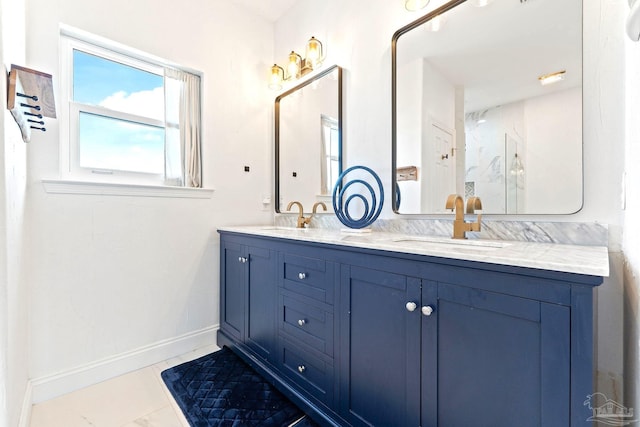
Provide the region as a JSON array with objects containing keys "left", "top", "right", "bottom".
[{"left": 29, "top": 344, "right": 221, "bottom": 427}]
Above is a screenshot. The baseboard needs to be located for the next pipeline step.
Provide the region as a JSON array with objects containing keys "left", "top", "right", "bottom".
[
  {"left": 31, "top": 324, "right": 218, "bottom": 404},
  {"left": 18, "top": 381, "right": 33, "bottom": 427}
]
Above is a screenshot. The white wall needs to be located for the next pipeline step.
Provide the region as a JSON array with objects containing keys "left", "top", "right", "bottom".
[
  {"left": 396, "top": 58, "right": 422, "bottom": 213},
  {"left": 524, "top": 88, "right": 582, "bottom": 214},
  {"left": 275, "top": 0, "right": 627, "bottom": 407},
  {"left": 24, "top": 0, "right": 274, "bottom": 401},
  {"left": 1, "top": 0, "right": 30, "bottom": 424},
  {"left": 623, "top": 0, "right": 640, "bottom": 414}
]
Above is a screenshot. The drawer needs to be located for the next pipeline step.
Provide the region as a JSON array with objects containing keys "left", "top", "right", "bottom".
[
  {"left": 280, "top": 340, "right": 334, "bottom": 405},
  {"left": 281, "top": 253, "right": 334, "bottom": 303},
  {"left": 280, "top": 293, "right": 333, "bottom": 356}
]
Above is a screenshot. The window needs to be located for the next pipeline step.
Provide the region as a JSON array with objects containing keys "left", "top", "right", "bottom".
[
  {"left": 321, "top": 115, "right": 340, "bottom": 194},
  {"left": 60, "top": 28, "right": 202, "bottom": 187}
]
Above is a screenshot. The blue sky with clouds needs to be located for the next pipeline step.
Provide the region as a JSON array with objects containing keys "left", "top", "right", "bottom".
[{"left": 73, "top": 49, "right": 166, "bottom": 174}]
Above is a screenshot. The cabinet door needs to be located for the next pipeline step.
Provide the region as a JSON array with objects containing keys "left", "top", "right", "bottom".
[
  {"left": 245, "top": 245, "right": 277, "bottom": 362},
  {"left": 339, "top": 265, "right": 421, "bottom": 427},
  {"left": 220, "top": 240, "right": 245, "bottom": 341},
  {"left": 424, "top": 282, "right": 570, "bottom": 427}
]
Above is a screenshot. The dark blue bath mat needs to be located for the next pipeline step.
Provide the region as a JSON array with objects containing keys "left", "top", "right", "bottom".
[{"left": 161, "top": 346, "right": 318, "bottom": 427}]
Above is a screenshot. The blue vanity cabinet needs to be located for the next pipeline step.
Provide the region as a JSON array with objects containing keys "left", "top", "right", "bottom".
[
  {"left": 276, "top": 251, "right": 339, "bottom": 409},
  {"left": 423, "top": 281, "right": 571, "bottom": 427},
  {"left": 338, "top": 265, "right": 421, "bottom": 427},
  {"left": 220, "top": 239, "right": 244, "bottom": 342},
  {"left": 217, "top": 231, "right": 602, "bottom": 427},
  {"left": 338, "top": 253, "right": 596, "bottom": 427},
  {"left": 219, "top": 235, "right": 277, "bottom": 363}
]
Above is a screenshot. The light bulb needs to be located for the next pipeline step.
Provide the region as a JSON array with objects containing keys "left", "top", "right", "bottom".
[
  {"left": 288, "top": 51, "right": 302, "bottom": 79},
  {"left": 509, "top": 154, "right": 525, "bottom": 176}
]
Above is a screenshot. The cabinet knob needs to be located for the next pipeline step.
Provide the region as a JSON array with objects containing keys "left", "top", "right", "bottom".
[
  {"left": 405, "top": 301, "right": 417, "bottom": 312},
  {"left": 238, "top": 257, "right": 247, "bottom": 263},
  {"left": 422, "top": 305, "right": 434, "bottom": 316},
  {"left": 297, "top": 319, "right": 306, "bottom": 326},
  {"left": 297, "top": 365, "right": 306, "bottom": 373},
  {"left": 298, "top": 272, "right": 307, "bottom": 280}
]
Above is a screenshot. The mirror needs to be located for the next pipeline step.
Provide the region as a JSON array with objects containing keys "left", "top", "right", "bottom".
[
  {"left": 392, "top": 0, "right": 583, "bottom": 214},
  {"left": 275, "top": 65, "right": 342, "bottom": 213}
]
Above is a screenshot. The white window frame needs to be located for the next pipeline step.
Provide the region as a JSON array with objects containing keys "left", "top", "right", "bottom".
[{"left": 58, "top": 26, "right": 200, "bottom": 188}]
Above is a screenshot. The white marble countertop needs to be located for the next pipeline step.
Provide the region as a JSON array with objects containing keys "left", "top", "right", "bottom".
[{"left": 218, "top": 226, "right": 610, "bottom": 277}]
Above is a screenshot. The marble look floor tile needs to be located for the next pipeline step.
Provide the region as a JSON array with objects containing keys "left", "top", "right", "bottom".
[
  {"left": 30, "top": 346, "right": 222, "bottom": 427},
  {"left": 120, "top": 405, "right": 184, "bottom": 427},
  {"left": 30, "top": 366, "right": 169, "bottom": 427}
]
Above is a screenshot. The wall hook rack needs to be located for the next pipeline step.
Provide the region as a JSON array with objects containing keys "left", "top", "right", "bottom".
[{"left": 6, "top": 64, "right": 56, "bottom": 143}]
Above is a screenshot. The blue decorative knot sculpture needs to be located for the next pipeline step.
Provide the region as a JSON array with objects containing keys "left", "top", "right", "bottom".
[{"left": 332, "top": 165, "right": 384, "bottom": 229}]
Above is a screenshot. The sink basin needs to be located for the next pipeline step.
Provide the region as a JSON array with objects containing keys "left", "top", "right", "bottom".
[
  {"left": 260, "top": 226, "right": 306, "bottom": 231},
  {"left": 390, "top": 237, "right": 510, "bottom": 251}
]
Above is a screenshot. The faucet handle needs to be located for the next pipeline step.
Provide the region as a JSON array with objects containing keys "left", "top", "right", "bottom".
[{"left": 466, "top": 197, "right": 482, "bottom": 214}]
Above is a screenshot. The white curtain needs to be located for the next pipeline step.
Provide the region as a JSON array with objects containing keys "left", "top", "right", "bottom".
[{"left": 164, "top": 68, "right": 202, "bottom": 187}]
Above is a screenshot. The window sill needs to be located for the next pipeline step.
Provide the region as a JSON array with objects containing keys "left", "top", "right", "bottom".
[{"left": 41, "top": 179, "right": 214, "bottom": 199}]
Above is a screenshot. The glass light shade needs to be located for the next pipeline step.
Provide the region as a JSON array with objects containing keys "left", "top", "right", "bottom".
[
  {"left": 509, "top": 154, "right": 525, "bottom": 176},
  {"left": 405, "top": 0, "right": 430, "bottom": 11},
  {"left": 288, "top": 51, "right": 302, "bottom": 79},
  {"left": 269, "top": 64, "right": 284, "bottom": 90},
  {"left": 305, "top": 37, "right": 323, "bottom": 69}
]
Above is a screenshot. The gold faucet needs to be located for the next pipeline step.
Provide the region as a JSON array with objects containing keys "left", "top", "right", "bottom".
[
  {"left": 445, "top": 194, "right": 482, "bottom": 239},
  {"left": 287, "top": 201, "right": 310, "bottom": 228},
  {"left": 312, "top": 201, "right": 327, "bottom": 215},
  {"left": 286, "top": 201, "right": 328, "bottom": 228}
]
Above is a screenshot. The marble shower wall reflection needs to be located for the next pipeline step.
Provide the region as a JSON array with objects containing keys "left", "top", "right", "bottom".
[{"left": 464, "top": 88, "right": 581, "bottom": 215}]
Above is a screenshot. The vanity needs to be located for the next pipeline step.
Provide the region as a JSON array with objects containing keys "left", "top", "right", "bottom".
[
  {"left": 234, "top": 0, "right": 597, "bottom": 424},
  {"left": 216, "top": 226, "right": 608, "bottom": 427}
]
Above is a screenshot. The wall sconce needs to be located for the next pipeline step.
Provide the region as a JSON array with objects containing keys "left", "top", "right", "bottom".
[
  {"left": 405, "top": 0, "right": 430, "bottom": 11},
  {"left": 269, "top": 36, "right": 324, "bottom": 90}
]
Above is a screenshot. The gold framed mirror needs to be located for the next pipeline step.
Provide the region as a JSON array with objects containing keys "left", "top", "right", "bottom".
[
  {"left": 275, "top": 65, "right": 342, "bottom": 213},
  {"left": 392, "top": 0, "right": 583, "bottom": 215}
]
